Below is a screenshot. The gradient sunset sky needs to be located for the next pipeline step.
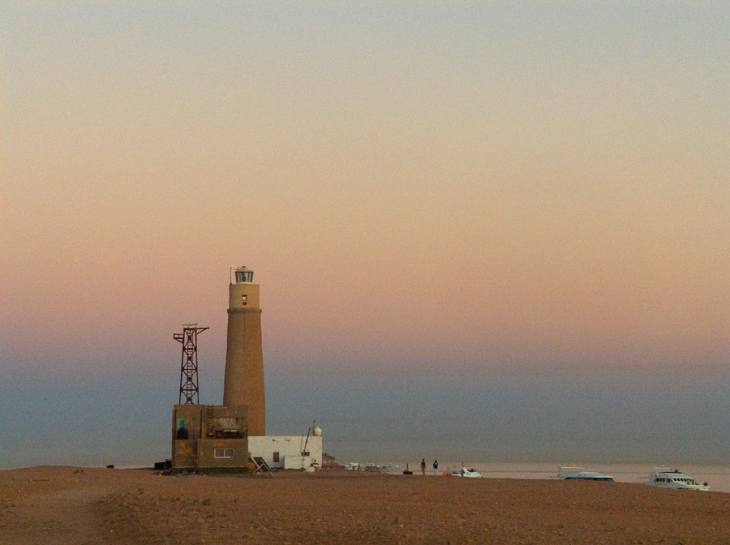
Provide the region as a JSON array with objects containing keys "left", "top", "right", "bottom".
[{"left": 2, "top": 3, "right": 729, "bottom": 466}]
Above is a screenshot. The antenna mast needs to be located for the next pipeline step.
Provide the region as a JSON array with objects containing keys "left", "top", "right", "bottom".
[{"left": 173, "top": 324, "right": 209, "bottom": 405}]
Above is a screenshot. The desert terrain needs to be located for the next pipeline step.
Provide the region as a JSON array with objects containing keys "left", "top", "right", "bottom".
[{"left": 1, "top": 466, "right": 729, "bottom": 545}]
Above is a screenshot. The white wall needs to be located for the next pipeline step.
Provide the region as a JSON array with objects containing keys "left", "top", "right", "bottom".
[{"left": 248, "top": 435, "right": 323, "bottom": 469}]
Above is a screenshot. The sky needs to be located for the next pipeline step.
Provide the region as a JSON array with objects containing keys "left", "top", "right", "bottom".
[{"left": 1, "top": 2, "right": 729, "bottom": 467}]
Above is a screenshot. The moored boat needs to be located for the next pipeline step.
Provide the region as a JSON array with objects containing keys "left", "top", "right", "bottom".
[
  {"left": 451, "top": 467, "right": 482, "bottom": 478},
  {"left": 649, "top": 468, "right": 709, "bottom": 491},
  {"left": 558, "top": 466, "right": 614, "bottom": 482}
]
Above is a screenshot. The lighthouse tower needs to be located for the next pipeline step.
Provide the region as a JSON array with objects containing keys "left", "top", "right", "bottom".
[{"left": 223, "top": 266, "right": 266, "bottom": 436}]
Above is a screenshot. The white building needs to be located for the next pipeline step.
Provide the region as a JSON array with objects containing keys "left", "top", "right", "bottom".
[{"left": 248, "top": 435, "right": 323, "bottom": 470}]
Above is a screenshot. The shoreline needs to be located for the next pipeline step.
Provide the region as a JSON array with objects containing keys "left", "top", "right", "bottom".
[{"left": 4, "top": 462, "right": 729, "bottom": 492}]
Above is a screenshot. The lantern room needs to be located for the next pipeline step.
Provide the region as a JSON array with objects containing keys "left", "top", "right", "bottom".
[{"left": 232, "top": 266, "right": 254, "bottom": 284}]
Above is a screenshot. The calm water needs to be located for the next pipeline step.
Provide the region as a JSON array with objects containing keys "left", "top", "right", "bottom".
[{"left": 3, "top": 367, "right": 730, "bottom": 469}]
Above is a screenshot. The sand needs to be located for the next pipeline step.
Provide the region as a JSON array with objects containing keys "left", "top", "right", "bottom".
[{"left": 1, "top": 467, "right": 729, "bottom": 545}]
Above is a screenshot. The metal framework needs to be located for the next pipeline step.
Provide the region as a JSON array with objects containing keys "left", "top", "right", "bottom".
[{"left": 173, "top": 324, "right": 209, "bottom": 405}]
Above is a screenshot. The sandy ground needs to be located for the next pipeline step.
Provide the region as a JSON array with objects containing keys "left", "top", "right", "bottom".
[{"left": 1, "top": 467, "right": 729, "bottom": 545}]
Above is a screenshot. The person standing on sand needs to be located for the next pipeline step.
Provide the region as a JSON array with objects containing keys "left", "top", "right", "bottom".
[
  {"left": 420, "top": 458, "right": 426, "bottom": 476},
  {"left": 433, "top": 459, "right": 439, "bottom": 476}
]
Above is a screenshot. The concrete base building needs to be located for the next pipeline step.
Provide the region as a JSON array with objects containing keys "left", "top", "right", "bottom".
[
  {"left": 248, "top": 435, "right": 323, "bottom": 470},
  {"left": 172, "top": 404, "right": 248, "bottom": 471}
]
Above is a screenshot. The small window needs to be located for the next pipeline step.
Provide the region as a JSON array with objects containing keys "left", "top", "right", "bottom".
[
  {"left": 214, "top": 448, "right": 234, "bottom": 459},
  {"left": 273, "top": 451, "right": 280, "bottom": 463},
  {"left": 241, "top": 294, "right": 248, "bottom": 306}
]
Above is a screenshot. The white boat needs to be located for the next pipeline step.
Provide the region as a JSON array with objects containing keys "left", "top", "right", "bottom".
[
  {"left": 344, "top": 462, "right": 360, "bottom": 471},
  {"left": 451, "top": 467, "right": 482, "bottom": 478},
  {"left": 649, "top": 468, "right": 709, "bottom": 491},
  {"left": 558, "top": 466, "right": 614, "bottom": 482}
]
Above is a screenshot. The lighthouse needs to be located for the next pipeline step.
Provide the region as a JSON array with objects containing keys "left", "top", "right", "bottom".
[
  {"left": 170, "top": 265, "right": 325, "bottom": 472},
  {"left": 223, "top": 266, "right": 266, "bottom": 436}
]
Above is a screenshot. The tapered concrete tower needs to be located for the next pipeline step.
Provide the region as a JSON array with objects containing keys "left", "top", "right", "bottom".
[{"left": 223, "top": 266, "right": 265, "bottom": 436}]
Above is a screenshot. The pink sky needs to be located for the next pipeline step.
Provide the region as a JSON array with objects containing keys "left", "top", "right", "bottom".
[{"left": 2, "top": 4, "right": 729, "bottom": 377}]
